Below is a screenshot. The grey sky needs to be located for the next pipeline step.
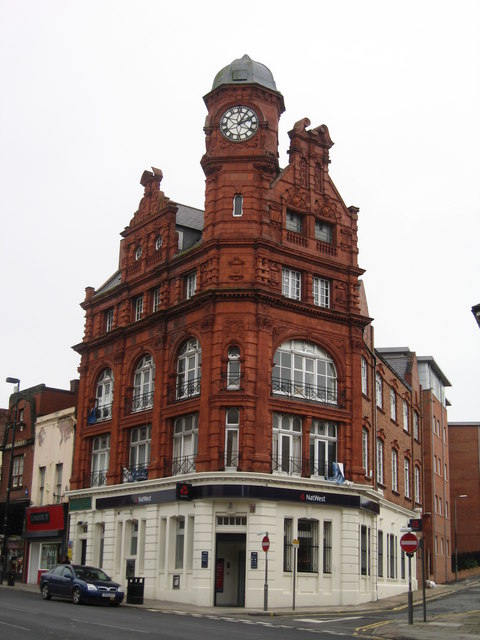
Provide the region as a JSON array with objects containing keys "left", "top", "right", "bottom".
[{"left": 1, "top": 0, "right": 479, "bottom": 420}]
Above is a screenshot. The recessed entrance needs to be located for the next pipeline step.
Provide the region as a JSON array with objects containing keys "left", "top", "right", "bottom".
[{"left": 214, "top": 533, "right": 246, "bottom": 607}]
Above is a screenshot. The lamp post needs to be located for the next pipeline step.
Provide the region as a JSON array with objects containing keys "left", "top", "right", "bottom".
[
  {"left": 454, "top": 494, "right": 467, "bottom": 583},
  {"left": 0, "top": 377, "right": 20, "bottom": 585}
]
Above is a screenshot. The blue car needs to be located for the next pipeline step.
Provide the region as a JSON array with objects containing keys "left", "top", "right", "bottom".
[{"left": 39, "top": 564, "right": 124, "bottom": 606}]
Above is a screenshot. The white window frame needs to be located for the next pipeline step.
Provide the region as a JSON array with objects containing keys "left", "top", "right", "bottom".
[
  {"left": 12, "top": 455, "right": 24, "bottom": 487},
  {"left": 91, "top": 435, "right": 110, "bottom": 487},
  {"left": 273, "top": 340, "right": 337, "bottom": 404},
  {"left": 176, "top": 338, "right": 201, "bottom": 399},
  {"left": 135, "top": 295, "right": 144, "bottom": 321},
  {"left": 175, "top": 517, "right": 185, "bottom": 569},
  {"left": 376, "top": 439, "right": 384, "bottom": 485},
  {"left": 55, "top": 463, "right": 63, "bottom": 503},
  {"left": 155, "top": 235, "right": 163, "bottom": 250},
  {"left": 185, "top": 272, "right": 197, "bottom": 299},
  {"left": 415, "top": 465, "right": 421, "bottom": 503},
  {"left": 233, "top": 194, "right": 243, "bottom": 217},
  {"left": 272, "top": 413, "right": 302, "bottom": 475},
  {"left": 133, "top": 355, "right": 155, "bottom": 412},
  {"left": 282, "top": 267, "right": 301, "bottom": 300},
  {"left": 39, "top": 466, "right": 46, "bottom": 505},
  {"left": 226, "top": 346, "right": 241, "bottom": 389},
  {"left": 375, "top": 373, "right": 383, "bottom": 409},
  {"left": 391, "top": 449, "right": 398, "bottom": 492},
  {"left": 361, "top": 356, "right": 368, "bottom": 395},
  {"left": 390, "top": 388, "right": 396, "bottom": 421},
  {"left": 129, "top": 425, "right": 151, "bottom": 471},
  {"left": 96, "top": 368, "right": 114, "bottom": 421},
  {"left": 413, "top": 411, "right": 419, "bottom": 440},
  {"left": 403, "top": 400, "right": 409, "bottom": 432},
  {"left": 362, "top": 428, "right": 369, "bottom": 474},
  {"left": 225, "top": 408, "right": 239, "bottom": 469},
  {"left": 404, "top": 458, "right": 411, "bottom": 498},
  {"left": 313, "top": 276, "right": 330, "bottom": 308},
  {"left": 310, "top": 420, "right": 337, "bottom": 478},
  {"left": 173, "top": 414, "right": 198, "bottom": 475},
  {"left": 105, "top": 309, "right": 114, "bottom": 332},
  {"left": 152, "top": 288, "right": 161, "bottom": 312}
]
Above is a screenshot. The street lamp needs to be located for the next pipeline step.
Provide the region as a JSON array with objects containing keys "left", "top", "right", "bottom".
[
  {"left": 0, "top": 377, "right": 20, "bottom": 585},
  {"left": 454, "top": 494, "right": 468, "bottom": 583}
]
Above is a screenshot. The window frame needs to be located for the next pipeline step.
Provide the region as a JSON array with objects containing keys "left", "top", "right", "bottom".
[
  {"left": 315, "top": 220, "right": 333, "bottom": 243},
  {"left": 376, "top": 438, "right": 384, "bottom": 485},
  {"left": 132, "top": 354, "right": 155, "bottom": 412},
  {"left": 272, "top": 413, "right": 302, "bottom": 476},
  {"left": 176, "top": 338, "right": 201, "bottom": 399},
  {"left": 297, "top": 518, "right": 319, "bottom": 573},
  {"left": 312, "top": 276, "right": 330, "bottom": 308},
  {"left": 12, "top": 455, "right": 24, "bottom": 487},
  {"left": 233, "top": 194, "right": 243, "bottom": 217},
  {"left": 309, "top": 420, "right": 337, "bottom": 478},
  {"left": 391, "top": 449, "right": 398, "bottom": 492},
  {"left": 282, "top": 267, "right": 301, "bottom": 300},
  {"left": 185, "top": 271, "right": 197, "bottom": 300},
  {"left": 224, "top": 408, "right": 239, "bottom": 469},
  {"left": 91, "top": 435, "right": 110, "bottom": 487},
  {"left": 226, "top": 346, "right": 241, "bottom": 390},
  {"left": 173, "top": 414, "right": 198, "bottom": 475}
]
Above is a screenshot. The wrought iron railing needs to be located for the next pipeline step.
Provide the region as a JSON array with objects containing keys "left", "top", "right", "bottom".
[
  {"left": 272, "top": 377, "right": 343, "bottom": 406},
  {"left": 88, "top": 403, "right": 113, "bottom": 424},
  {"left": 271, "top": 453, "right": 302, "bottom": 476},
  {"left": 122, "top": 464, "right": 149, "bottom": 482},
  {"left": 309, "top": 460, "right": 335, "bottom": 479},
  {"left": 221, "top": 372, "right": 243, "bottom": 391},
  {"left": 90, "top": 470, "right": 108, "bottom": 487},
  {"left": 224, "top": 451, "right": 239, "bottom": 469},
  {"left": 172, "top": 455, "right": 196, "bottom": 475},
  {"left": 130, "top": 391, "right": 154, "bottom": 413},
  {"left": 173, "top": 376, "right": 201, "bottom": 401}
]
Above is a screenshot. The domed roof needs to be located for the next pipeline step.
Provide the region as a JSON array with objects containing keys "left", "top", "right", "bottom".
[{"left": 212, "top": 54, "right": 278, "bottom": 92}]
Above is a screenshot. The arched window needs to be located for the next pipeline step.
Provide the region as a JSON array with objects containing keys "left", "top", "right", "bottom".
[
  {"left": 272, "top": 340, "right": 337, "bottom": 404},
  {"left": 96, "top": 368, "right": 114, "bottom": 421},
  {"left": 233, "top": 194, "right": 243, "bottom": 217},
  {"left": 132, "top": 355, "right": 155, "bottom": 412},
  {"left": 309, "top": 420, "right": 337, "bottom": 478},
  {"left": 227, "top": 346, "right": 241, "bottom": 389},
  {"left": 176, "top": 338, "right": 202, "bottom": 399}
]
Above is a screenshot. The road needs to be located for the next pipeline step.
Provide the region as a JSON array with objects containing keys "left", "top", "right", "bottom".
[{"left": 1, "top": 581, "right": 479, "bottom": 639}]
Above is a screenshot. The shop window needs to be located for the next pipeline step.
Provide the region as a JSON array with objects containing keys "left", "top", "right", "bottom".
[{"left": 297, "top": 519, "right": 318, "bottom": 573}]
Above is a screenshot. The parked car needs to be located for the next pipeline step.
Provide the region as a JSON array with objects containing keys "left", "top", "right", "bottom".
[{"left": 39, "top": 564, "right": 124, "bottom": 606}]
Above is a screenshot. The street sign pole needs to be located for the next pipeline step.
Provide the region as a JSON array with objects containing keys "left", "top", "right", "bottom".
[
  {"left": 262, "top": 533, "right": 270, "bottom": 612},
  {"left": 400, "top": 532, "right": 418, "bottom": 626},
  {"left": 408, "top": 552, "right": 413, "bottom": 625},
  {"left": 292, "top": 538, "right": 299, "bottom": 610}
]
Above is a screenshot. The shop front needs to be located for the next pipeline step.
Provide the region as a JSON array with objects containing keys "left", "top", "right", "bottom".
[{"left": 25, "top": 504, "right": 68, "bottom": 584}]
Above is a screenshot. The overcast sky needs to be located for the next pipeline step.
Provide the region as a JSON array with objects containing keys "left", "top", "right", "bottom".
[{"left": 1, "top": 0, "right": 479, "bottom": 421}]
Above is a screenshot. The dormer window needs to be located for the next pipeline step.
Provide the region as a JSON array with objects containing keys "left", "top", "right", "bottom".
[
  {"left": 315, "top": 220, "right": 333, "bottom": 243},
  {"left": 286, "top": 210, "right": 303, "bottom": 233},
  {"left": 135, "top": 246, "right": 142, "bottom": 260}
]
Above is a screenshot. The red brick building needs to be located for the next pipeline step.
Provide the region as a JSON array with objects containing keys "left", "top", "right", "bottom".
[
  {"left": 448, "top": 422, "right": 480, "bottom": 559},
  {"left": 0, "top": 383, "right": 77, "bottom": 582},
  {"left": 68, "top": 55, "right": 424, "bottom": 607}
]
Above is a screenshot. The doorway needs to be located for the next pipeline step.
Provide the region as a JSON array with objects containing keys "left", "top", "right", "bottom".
[{"left": 214, "top": 533, "right": 246, "bottom": 607}]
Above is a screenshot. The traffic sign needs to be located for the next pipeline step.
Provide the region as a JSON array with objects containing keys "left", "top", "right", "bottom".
[
  {"left": 400, "top": 532, "right": 419, "bottom": 554},
  {"left": 262, "top": 535, "right": 270, "bottom": 552}
]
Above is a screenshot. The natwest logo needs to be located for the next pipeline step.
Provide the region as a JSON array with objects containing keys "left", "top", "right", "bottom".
[
  {"left": 176, "top": 482, "right": 193, "bottom": 501},
  {"left": 300, "top": 492, "right": 326, "bottom": 503}
]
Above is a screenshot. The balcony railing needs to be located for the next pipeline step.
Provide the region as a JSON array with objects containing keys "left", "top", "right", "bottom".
[
  {"left": 221, "top": 372, "right": 243, "bottom": 391},
  {"left": 90, "top": 470, "right": 108, "bottom": 487},
  {"left": 224, "top": 451, "right": 239, "bottom": 469},
  {"left": 310, "top": 460, "right": 335, "bottom": 479},
  {"left": 122, "top": 464, "right": 149, "bottom": 483},
  {"left": 169, "top": 376, "right": 201, "bottom": 402},
  {"left": 272, "top": 377, "right": 344, "bottom": 406},
  {"left": 172, "top": 455, "right": 196, "bottom": 475},
  {"left": 271, "top": 454, "right": 302, "bottom": 476},
  {"left": 130, "top": 391, "right": 154, "bottom": 413},
  {"left": 88, "top": 403, "right": 113, "bottom": 424}
]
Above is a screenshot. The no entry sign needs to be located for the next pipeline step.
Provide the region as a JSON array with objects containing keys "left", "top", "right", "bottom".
[
  {"left": 262, "top": 535, "right": 270, "bottom": 552},
  {"left": 400, "top": 532, "right": 419, "bottom": 554}
]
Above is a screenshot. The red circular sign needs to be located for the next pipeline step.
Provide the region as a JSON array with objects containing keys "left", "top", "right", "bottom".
[
  {"left": 262, "top": 535, "right": 270, "bottom": 552},
  {"left": 400, "top": 532, "right": 419, "bottom": 553}
]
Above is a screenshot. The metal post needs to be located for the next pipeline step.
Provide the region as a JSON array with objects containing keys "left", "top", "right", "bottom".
[
  {"left": 421, "top": 537, "right": 427, "bottom": 622},
  {"left": 292, "top": 545, "right": 297, "bottom": 610},
  {"left": 408, "top": 553, "right": 413, "bottom": 625},
  {"left": 264, "top": 549, "right": 268, "bottom": 612}
]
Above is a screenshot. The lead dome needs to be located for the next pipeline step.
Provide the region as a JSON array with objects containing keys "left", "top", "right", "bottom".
[{"left": 212, "top": 54, "right": 278, "bottom": 92}]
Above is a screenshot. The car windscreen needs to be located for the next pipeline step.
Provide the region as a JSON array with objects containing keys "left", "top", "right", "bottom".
[{"left": 74, "top": 567, "right": 109, "bottom": 581}]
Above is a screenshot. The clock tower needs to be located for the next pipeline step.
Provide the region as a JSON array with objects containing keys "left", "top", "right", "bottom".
[{"left": 201, "top": 54, "right": 285, "bottom": 243}]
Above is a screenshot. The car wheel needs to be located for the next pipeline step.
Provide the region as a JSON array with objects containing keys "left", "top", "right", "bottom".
[
  {"left": 72, "top": 587, "right": 82, "bottom": 605},
  {"left": 41, "top": 583, "right": 51, "bottom": 600}
]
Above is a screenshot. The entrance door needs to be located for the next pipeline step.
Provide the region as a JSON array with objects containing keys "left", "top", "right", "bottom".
[{"left": 214, "top": 533, "right": 246, "bottom": 607}]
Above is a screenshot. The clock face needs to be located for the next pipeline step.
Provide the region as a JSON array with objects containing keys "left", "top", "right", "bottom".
[{"left": 220, "top": 106, "right": 259, "bottom": 142}]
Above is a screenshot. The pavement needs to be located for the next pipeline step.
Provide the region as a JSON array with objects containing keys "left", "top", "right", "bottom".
[{"left": 2, "top": 576, "right": 480, "bottom": 639}]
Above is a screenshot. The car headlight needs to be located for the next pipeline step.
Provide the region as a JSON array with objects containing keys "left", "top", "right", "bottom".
[
  {"left": 87, "top": 583, "right": 98, "bottom": 591},
  {"left": 117, "top": 586, "right": 124, "bottom": 593}
]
